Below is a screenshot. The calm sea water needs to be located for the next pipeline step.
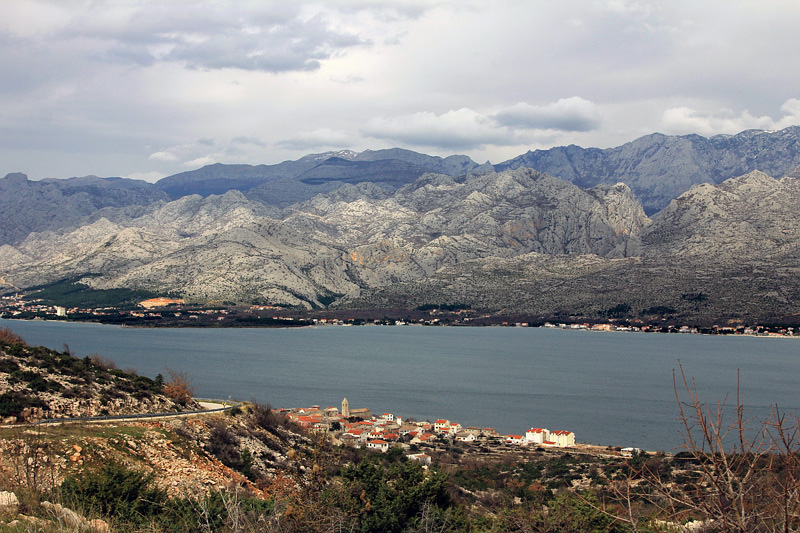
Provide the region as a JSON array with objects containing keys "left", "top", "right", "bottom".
[{"left": 3, "top": 319, "right": 798, "bottom": 451}]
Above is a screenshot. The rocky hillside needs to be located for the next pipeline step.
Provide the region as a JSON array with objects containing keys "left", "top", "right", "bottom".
[
  {"left": 2, "top": 166, "right": 800, "bottom": 322},
  {"left": 154, "top": 148, "right": 489, "bottom": 205},
  {"left": 0, "top": 173, "right": 169, "bottom": 245},
  {"left": 0, "top": 168, "right": 649, "bottom": 309},
  {"left": 2, "top": 128, "right": 800, "bottom": 323},
  {"left": 497, "top": 126, "right": 800, "bottom": 213},
  {"left": 641, "top": 170, "right": 800, "bottom": 260},
  {"left": 0, "top": 329, "right": 195, "bottom": 423},
  {"left": 3, "top": 126, "right": 799, "bottom": 246},
  {"left": 343, "top": 171, "right": 800, "bottom": 323}
]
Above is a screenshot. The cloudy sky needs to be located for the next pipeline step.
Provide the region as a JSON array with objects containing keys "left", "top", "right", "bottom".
[{"left": 2, "top": 0, "right": 799, "bottom": 182}]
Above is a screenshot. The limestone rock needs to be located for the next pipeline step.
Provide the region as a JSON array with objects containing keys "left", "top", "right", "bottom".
[{"left": 0, "top": 491, "right": 19, "bottom": 513}]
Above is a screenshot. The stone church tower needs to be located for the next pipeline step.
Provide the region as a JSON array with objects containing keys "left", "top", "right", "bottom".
[{"left": 342, "top": 397, "right": 350, "bottom": 417}]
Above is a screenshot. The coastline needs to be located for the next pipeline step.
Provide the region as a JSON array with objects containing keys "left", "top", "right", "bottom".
[{"left": 2, "top": 314, "right": 797, "bottom": 340}]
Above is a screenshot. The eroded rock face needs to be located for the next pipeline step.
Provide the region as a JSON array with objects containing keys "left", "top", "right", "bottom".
[
  {"left": 641, "top": 171, "right": 800, "bottom": 261},
  {"left": 1, "top": 168, "right": 648, "bottom": 309},
  {"left": 2, "top": 160, "right": 800, "bottom": 320},
  {"left": 496, "top": 126, "right": 800, "bottom": 214}
]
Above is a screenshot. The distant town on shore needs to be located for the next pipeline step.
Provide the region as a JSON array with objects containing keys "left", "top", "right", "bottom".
[{"left": 2, "top": 293, "right": 798, "bottom": 338}]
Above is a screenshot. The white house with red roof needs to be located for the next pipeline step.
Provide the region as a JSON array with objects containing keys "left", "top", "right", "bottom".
[
  {"left": 505, "top": 435, "right": 525, "bottom": 445},
  {"left": 367, "top": 439, "right": 390, "bottom": 452},
  {"left": 412, "top": 433, "right": 436, "bottom": 444},
  {"left": 433, "top": 419, "right": 450, "bottom": 432},
  {"left": 344, "top": 429, "right": 368, "bottom": 443},
  {"left": 550, "top": 430, "right": 576, "bottom": 447},
  {"left": 398, "top": 424, "right": 418, "bottom": 435},
  {"left": 525, "top": 428, "right": 549, "bottom": 444}
]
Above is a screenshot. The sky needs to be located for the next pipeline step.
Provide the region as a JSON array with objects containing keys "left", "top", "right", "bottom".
[{"left": 2, "top": 0, "right": 800, "bottom": 182}]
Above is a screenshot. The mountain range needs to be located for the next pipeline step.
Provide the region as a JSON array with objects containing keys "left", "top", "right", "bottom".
[{"left": 2, "top": 127, "right": 800, "bottom": 324}]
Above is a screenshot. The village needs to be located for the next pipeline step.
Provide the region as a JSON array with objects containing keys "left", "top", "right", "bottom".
[
  {"left": 3, "top": 293, "right": 799, "bottom": 337},
  {"left": 278, "top": 398, "right": 579, "bottom": 464}
]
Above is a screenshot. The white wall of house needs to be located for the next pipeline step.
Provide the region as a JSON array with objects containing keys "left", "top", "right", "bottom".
[
  {"left": 550, "top": 430, "right": 575, "bottom": 447},
  {"left": 525, "top": 428, "right": 549, "bottom": 444}
]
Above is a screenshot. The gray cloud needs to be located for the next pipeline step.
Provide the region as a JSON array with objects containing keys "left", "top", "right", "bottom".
[
  {"left": 277, "top": 129, "right": 355, "bottom": 151},
  {"left": 493, "top": 98, "right": 602, "bottom": 132},
  {"left": 361, "top": 100, "right": 601, "bottom": 151},
  {"left": 661, "top": 98, "right": 800, "bottom": 137},
  {"left": 2, "top": 1, "right": 800, "bottom": 181},
  {"left": 54, "top": 2, "right": 370, "bottom": 73},
  {"left": 362, "top": 108, "right": 526, "bottom": 150}
]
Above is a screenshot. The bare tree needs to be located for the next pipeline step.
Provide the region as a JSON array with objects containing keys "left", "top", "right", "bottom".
[
  {"left": 162, "top": 367, "right": 195, "bottom": 406},
  {"left": 4, "top": 425, "right": 57, "bottom": 494},
  {"left": 601, "top": 364, "right": 800, "bottom": 532}
]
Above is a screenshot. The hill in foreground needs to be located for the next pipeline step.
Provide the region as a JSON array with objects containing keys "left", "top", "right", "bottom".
[
  {"left": 1, "top": 332, "right": 800, "bottom": 531},
  {"left": 0, "top": 328, "right": 195, "bottom": 423}
]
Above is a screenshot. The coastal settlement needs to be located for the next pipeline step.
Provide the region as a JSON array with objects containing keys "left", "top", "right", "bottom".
[{"left": 281, "top": 398, "right": 580, "bottom": 464}]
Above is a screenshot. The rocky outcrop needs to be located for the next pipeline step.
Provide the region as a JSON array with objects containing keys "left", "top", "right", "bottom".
[
  {"left": 0, "top": 168, "right": 647, "bottom": 308},
  {"left": 40, "top": 501, "right": 110, "bottom": 532},
  {"left": 0, "top": 173, "right": 169, "bottom": 245},
  {"left": 496, "top": 126, "right": 800, "bottom": 214},
  {"left": 346, "top": 171, "right": 800, "bottom": 322},
  {"left": 0, "top": 341, "right": 193, "bottom": 423},
  {"left": 641, "top": 171, "right": 800, "bottom": 260}
]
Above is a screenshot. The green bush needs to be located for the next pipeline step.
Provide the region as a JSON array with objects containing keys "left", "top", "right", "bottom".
[
  {"left": 58, "top": 462, "right": 279, "bottom": 531},
  {"left": 0, "top": 391, "right": 47, "bottom": 418},
  {"left": 60, "top": 464, "right": 167, "bottom": 525},
  {"left": 0, "top": 357, "right": 20, "bottom": 373}
]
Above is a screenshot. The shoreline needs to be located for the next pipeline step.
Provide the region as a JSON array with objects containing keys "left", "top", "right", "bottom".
[{"left": 2, "top": 315, "right": 797, "bottom": 340}]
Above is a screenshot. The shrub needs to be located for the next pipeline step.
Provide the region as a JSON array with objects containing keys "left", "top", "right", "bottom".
[
  {"left": 162, "top": 368, "right": 194, "bottom": 406},
  {"left": 0, "top": 391, "right": 47, "bottom": 418},
  {"left": 0, "top": 357, "right": 20, "bottom": 373},
  {"left": 0, "top": 327, "right": 25, "bottom": 346},
  {"left": 60, "top": 463, "right": 167, "bottom": 526}
]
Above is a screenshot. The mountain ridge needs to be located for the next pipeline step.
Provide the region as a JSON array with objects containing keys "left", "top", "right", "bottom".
[{"left": 3, "top": 127, "right": 800, "bottom": 322}]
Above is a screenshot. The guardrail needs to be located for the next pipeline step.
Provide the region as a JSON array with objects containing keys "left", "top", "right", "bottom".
[{"left": 32, "top": 398, "right": 243, "bottom": 425}]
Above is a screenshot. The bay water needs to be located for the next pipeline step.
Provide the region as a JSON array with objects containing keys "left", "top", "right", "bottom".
[{"left": 3, "top": 318, "right": 798, "bottom": 451}]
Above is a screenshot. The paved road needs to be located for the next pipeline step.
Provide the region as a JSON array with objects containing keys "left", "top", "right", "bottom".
[{"left": 30, "top": 398, "right": 242, "bottom": 426}]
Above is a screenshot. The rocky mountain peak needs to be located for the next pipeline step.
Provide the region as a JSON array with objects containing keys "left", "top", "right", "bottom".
[
  {"left": 717, "top": 169, "right": 776, "bottom": 194},
  {"left": 1, "top": 172, "right": 29, "bottom": 185}
]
